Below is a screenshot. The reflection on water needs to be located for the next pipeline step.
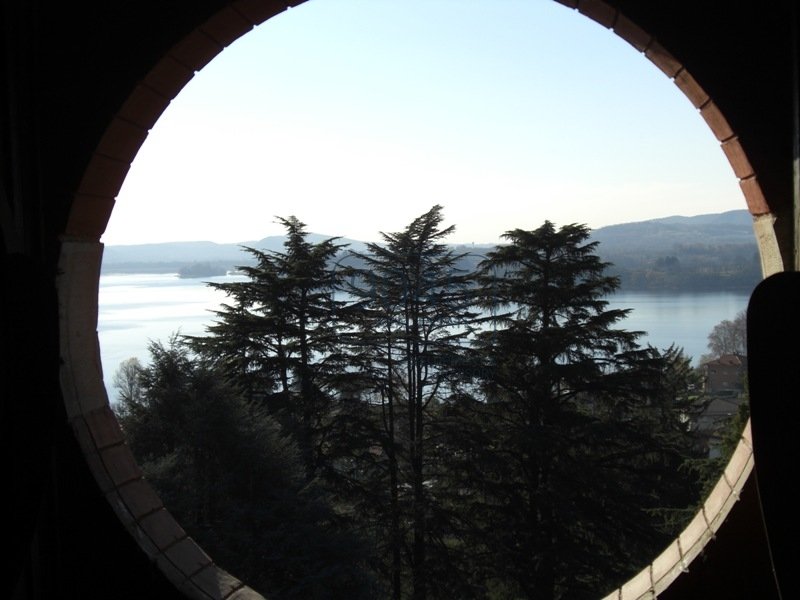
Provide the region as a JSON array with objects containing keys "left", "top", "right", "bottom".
[
  {"left": 605, "top": 291, "right": 750, "bottom": 361},
  {"left": 99, "top": 273, "right": 247, "bottom": 397}
]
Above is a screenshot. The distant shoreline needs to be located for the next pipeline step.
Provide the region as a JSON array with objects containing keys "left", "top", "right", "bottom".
[
  {"left": 100, "top": 209, "right": 760, "bottom": 293},
  {"left": 99, "top": 265, "right": 759, "bottom": 295}
]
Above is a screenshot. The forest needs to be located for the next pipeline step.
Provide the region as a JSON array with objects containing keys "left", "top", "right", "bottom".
[
  {"left": 112, "top": 206, "right": 731, "bottom": 600},
  {"left": 598, "top": 244, "right": 759, "bottom": 292},
  {"left": 588, "top": 210, "right": 760, "bottom": 292}
]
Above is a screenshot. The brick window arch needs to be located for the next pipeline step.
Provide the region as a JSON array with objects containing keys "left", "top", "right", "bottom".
[{"left": 58, "top": 2, "right": 773, "bottom": 598}]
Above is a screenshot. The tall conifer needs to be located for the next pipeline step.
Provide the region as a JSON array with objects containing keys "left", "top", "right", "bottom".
[
  {"left": 339, "top": 205, "right": 478, "bottom": 600},
  {"left": 453, "top": 221, "right": 707, "bottom": 598},
  {"left": 192, "top": 216, "right": 348, "bottom": 476}
]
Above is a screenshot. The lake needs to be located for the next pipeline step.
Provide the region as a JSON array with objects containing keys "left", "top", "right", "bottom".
[{"left": 98, "top": 273, "right": 751, "bottom": 401}]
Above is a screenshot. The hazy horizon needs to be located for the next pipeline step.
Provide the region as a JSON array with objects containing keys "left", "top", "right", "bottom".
[
  {"left": 102, "top": 0, "right": 745, "bottom": 247},
  {"left": 102, "top": 207, "right": 750, "bottom": 248}
]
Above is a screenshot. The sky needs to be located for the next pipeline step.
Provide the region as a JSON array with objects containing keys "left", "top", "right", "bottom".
[{"left": 102, "top": 0, "right": 745, "bottom": 247}]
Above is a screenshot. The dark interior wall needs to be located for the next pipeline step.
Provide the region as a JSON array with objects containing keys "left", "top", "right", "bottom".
[
  {"left": 2, "top": 1, "right": 796, "bottom": 599},
  {"left": 3, "top": 3, "right": 228, "bottom": 599},
  {"left": 32, "top": 1, "right": 226, "bottom": 254}
]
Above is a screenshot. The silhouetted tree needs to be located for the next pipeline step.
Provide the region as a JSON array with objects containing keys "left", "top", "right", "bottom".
[
  {"left": 705, "top": 309, "right": 747, "bottom": 358},
  {"left": 338, "top": 205, "right": 478, "bottom": 600},
  {"left": 192, "top": 216, "right": 350, "bottom": 476},
  {"left": 129, "top": 215, "right": 714, "bottom": 599},
  {"left": 112, "top": 356, "right": 144, "bottom": 410},
  {"left": 450, "top": 222, "right": 708, "bottom": 598},
  {"left": 114, "top": 336, "right": 376, "bottom": 599}
]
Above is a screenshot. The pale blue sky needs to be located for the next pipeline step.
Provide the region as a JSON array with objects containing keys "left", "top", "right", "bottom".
[{"left": 103, "top": 0, "right": 744, "bottom": 246}]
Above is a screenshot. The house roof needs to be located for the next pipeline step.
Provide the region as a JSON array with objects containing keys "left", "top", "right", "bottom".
[{"left": 704, "top": 354, "right": 748, "bottom": 367}]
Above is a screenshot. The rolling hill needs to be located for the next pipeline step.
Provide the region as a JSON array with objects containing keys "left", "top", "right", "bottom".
[{"left": 101, "top": 210, "right": 760, "bottom": 292}]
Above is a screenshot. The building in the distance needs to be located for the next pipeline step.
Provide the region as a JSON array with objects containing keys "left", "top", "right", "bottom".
[
  {"left": 702, "top": 353, "right": 748, "bottom": 395},
  {"left": 699, "top": 354, "right": 748, "bottom": 457}
]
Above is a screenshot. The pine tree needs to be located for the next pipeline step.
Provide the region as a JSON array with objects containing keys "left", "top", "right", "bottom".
[
  {"left": 338, "top": 205, "right": 478, "bottom": 600},
  {"left": 191, "top": 216, "right": 349, "bottom": 476},
  {"left": 453, "top": 221, "right": 707, "bottom": 598},
  {"left": 114, "top": 336, "right": 377, "bottom": 598}
]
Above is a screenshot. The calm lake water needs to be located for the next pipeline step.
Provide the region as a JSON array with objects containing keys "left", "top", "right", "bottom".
[{"left": 98, "top": 273, "right": 751, "bottom": 401}]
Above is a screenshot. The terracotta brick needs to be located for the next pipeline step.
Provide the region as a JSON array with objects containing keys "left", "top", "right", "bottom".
[
  {"left": 613, "top": 13, "right": 651, "bottom": 52},
  {"left": 77, "top": 153, "right": 131, "bottom": 199},
  {"left": 71, "top": 344, "right": 108, "bottom": 414},
  {"left": 742, "top": 420, "right": 753, "bottom": 448},
  {"left": 226, "top": 587, "right": 267, "bottom": 600},
  {"left": 704, "top": 483, "right": 728, "bottom": 525},
  {"left": 619, "top": 565, "right": 652, "bottom": 599},
  {"left": 200, "top": 7, "right": 254, "bottom": 48},
  {"left": 578, "top": 0, "right": 617, "bottom": 29},
  {"left": 144, "top": 56, "right": 195, "bottom": 101},
  {"left": 721, "top": 137, "right": 755, "bottom": 179},
  {"left": 700, "top": 101, "right": 735, "bottom": 141},
  {"left": 105, "top": 489, "right": 137, "bottom": 529},
  {"left": 651, "top": 540, "right": 682, "bottom": 590},
  {"left": 724, "top": 437, "right": 754, "bottom": 488},
  {"left": 233, "top": 0, "right": 287, "bottom": 26},
  {"left": 70, "top": 435, "right": 114, "bottom": 493},
  {"left": 64, "top": 194, "right": 115, "bottom": 240},
  {"left": 117, "top": 84, "right": 170, "bottom": 130},
  {"left": 95, "top": 117, "right": 149, "bottom": 163},
  {"left": 169, "top": 30, "right": 223, "bottom": 72},
  {"left": 675, "top": 540, "right": 690, "bottom": 575},
  {"left": 645, "top": 40, "right": 682, "bottom": 78},
  {"left": 100, "top": 443, "right": 143, "bottom": 486},
  {"left": 739, "top": 176, "right": 771, "bottom": 214},
  {"left": 127, "top": 520, "right": 161, "bottom": 559},
  {"left": 139, "top": 508, "right": 187, "bottom": 550},
  {"left": 118, "top": 478, "right": 164, "bottom": 519},
  {"left": 155, "top": 553, "right": 189, "bottom": 588},
  {"left": 708, "top": 502, "right": 731, "bottom": 533},
  {"left": 70, "top": 415, "right": 108, "bottom": 474},
  {"left": 164, "top": 537, "right": 213, "bottom": 577},
  {"left": 85, "top": 405, "right": 126, "bottom": 449},
  {"left": 59, "top": 366, "right": 83, "bottom": 419},
  {"left": 177, "top": 578, "right": 215, "bottom": 600},
  {"left": 678, "top": 510, "right": 709, "bottom": 560},
  {"left": 189, "top": 565, "right": 243, "bottom": 600},
  {"left": 673, "top": 68, "right": 709, "bottom": 108},
  {"left": 85, "top": 447, "right": 117, "bottom": 493}
]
